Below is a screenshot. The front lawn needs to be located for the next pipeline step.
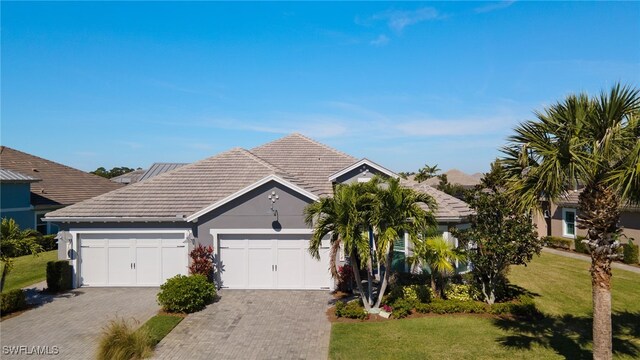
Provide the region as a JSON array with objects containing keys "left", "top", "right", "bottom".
[
  {"left": 329, "top": 252, "right": 640, "bottom": 359},
  {"left": 139, "top": 314, "right": 184, "bottom": 346},
  {"left": 1, "top": 250, "right": 58, "bottom": 292}
]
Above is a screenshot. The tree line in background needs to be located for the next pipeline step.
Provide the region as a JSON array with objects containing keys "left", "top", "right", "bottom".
[{"left": 91, "top": 166, "right": 141, "bottom": 179}]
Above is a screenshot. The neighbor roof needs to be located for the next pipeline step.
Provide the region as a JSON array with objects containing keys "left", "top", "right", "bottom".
[
  {"left": 401, "top": 179, "right": 475, "bottom": 221},
  {"left": 139, "top": 163, "right": 187, "bottom": 182},
  {"left": 111, "top": 169, "right": 146, "bottom": 184},
  {"left": 0, "top": 146, "right": 123, "bottom": 206},
  {"left": 45, "top": 134, "right": 473, "bottom": 222},
  {"left": 424, "top": 169, "right": 483, "bottom": 188},
  {"left": 0, "top": 168, "right": 40, "bottom": 183}
]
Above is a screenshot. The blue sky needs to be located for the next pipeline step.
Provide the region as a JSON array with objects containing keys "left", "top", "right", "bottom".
[{"left": 2, "top": 1, "right": 639, "bottom": 174}]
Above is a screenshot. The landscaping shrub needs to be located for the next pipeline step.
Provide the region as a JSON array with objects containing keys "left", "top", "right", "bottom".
[
  {"left": 0, "top": 289, "right": 27, "bottom": 314},
  {"left": 543, "top": 236, "right": 572, "bottom": 250},
  {"left": 490, "top": 295, "right": 540, "bottom": 318},
  {"left": 444, "top": 283, "right": 474, "bottom": 302},
  {"left": 390, "top": 298, "right": 413, "bottom": 318},
  {"left": 157, "top": 274, "right": 216, "bottom": 313},
  {"left": 336, "top": 264, "right": 355, "bottom": 293},
  {"left": 622, "top": 241, "right": 639, "bottom": 265},
  {"left": 415, "top": 299, "right": 487, "bottom": 314},
  {"left": 334, "top": 300, "right": 367, "bottom": 320},
  {"left": 188, "top": 245, "right": 214, "bottom": 281},
  {"left": 574, "top": 236, "right": 590, "bottom": 254},
  {"left": 38, "top": 235, "right": 58, "bottom": 252},
  {"left": 46, "top": 260, "right": 72, "bottom": 292},
  {"left": 96, "top": 318, "right": 151, "bottom": 360},
  {"left": 383, "top": 284, "right": 432, "bottom": 307}
]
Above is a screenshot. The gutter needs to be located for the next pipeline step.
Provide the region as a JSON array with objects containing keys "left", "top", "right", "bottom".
[{"left": 44, "top": 216, "right": 189, "bottom": 223}]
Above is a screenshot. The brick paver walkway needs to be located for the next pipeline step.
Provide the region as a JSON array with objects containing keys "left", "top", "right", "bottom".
[
  {"left": 154, "top": 290, "right": 332, "bottom": 360},
  {"left": 1, "top": 287, "right": 159, "bottom": 359}
]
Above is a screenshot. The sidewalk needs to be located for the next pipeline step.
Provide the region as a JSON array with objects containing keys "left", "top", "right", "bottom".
[{"left": 542, "top": 247, "right": 640, "bottom": 274}]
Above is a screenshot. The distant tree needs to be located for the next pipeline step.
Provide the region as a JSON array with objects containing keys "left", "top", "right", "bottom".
[
  {"left": 414, "top": 164, "right": 440, "bottom": 183},
  {"left": 480, "top": 159, "right": 506, "bottom": 192},
  {"left": 436, "top": 174, "right": 466, "bottom": 198},
  {"left": 91, "top": 166, "right": 138, "bottom": 179},
  {"left": 398, "top": 171, "right": 415, "bottom": 179},
  {"left": 0, "top": 218, "right": 43, "bottom": 291}
]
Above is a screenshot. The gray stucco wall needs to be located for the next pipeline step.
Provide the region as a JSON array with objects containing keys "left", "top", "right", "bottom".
[
  {"left": 334, "top": 164, "right": 386, "bottom": 184},
  {"left": 196, "top": 181, "right": 314, "bottom": 247}
]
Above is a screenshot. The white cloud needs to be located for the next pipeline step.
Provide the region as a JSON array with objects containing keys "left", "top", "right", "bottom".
[
  {"left": 372, "top": 7, "right": 441, "bottom": 33},
  {"left": 474, "top": 1, "right": 515, "bottom": 14},
  {"left": 370, "top": 34, "right": 390, "bottom": 46}
]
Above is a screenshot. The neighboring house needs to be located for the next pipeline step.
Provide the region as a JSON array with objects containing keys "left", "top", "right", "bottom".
[
  {"left": 0, "top": 146, "right": 123, "bottom": 234},
  {"left": 0, "top": 169, "right": 41, "bottom": 230},
  {"left": 533, "top": 189, "right": 640, "bottom": 244},
  {"left": 45, "top": 134, "right": 472, "bottom": 290},
  {"left": 138, "top": 162, "right": 186, "bottom": 182},
  {"left": 111, "top": 169, "right": 146, "bottom": 185},
  {"left": 423, "top": 169, "right": 483, "bottom": 189}
]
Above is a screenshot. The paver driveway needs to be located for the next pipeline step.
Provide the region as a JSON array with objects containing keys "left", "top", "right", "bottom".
[
  {"left": 154, "top": 290, "right": 332, "bottom": 360},
  {"left": 1, "top": 287, "right": 159, "bottom": 359}
]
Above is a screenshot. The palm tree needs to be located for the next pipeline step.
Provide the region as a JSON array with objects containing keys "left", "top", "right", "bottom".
[
  {"left": 409, "top": 236, "right": 465, "bottom": 297},
  {"left": 305, "top": 177, "right": 436, "bottom": 311},
  {"left": 414, "top": 164, "right": 440, "bottom": 183},
  {"left": 368, "top": 177, "right": 437, "bottom": 308},
  {"left": 501, "top": 84, "right": 640, "bottom": 360}
]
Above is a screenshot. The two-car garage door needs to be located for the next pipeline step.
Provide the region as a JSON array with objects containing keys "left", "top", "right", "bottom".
[
  {"left": 79, "top": 233, "right": 188, "bottom": 286},
  {"left": 218, "top": 234, "right": 331, "bottom": 290}
]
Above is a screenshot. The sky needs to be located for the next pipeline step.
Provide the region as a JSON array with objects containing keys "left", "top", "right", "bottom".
[{"left": 2, "top": 1, "right": 639, "bottom": 174}]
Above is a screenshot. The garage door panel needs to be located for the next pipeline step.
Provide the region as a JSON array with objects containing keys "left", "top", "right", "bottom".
[
  {"left": 304, "top": 246, "right": 330, "bottom": 289},
  {"left": 161, "top": 246, "right": 187, "bottom": 283},
  {"left": 80, "top": 246, "right": 107, "bottom": 286},
  {"left": 108, "top": 246, "right": 134, "bottom": 286},
  {"left": 276, "top": 247, "right": 302, "bottom": 289},
  {"left": 137, "top": 247, "right": 161, "bottom": 285},
  {"left": 248, "top": 247, "right": 274, "bottom": 288},
  {"left": 219, "top": 247, "right": 247, "bottom": 288}
]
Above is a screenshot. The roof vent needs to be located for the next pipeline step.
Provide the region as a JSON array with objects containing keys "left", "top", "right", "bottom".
[{"left": 32, "top": 168, "right": 39, "bottom": 172}]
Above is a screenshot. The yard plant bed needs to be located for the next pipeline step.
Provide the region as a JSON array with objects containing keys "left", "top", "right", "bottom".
[{"left": 329, "top": 252, "right": 640, "bottom": 359}]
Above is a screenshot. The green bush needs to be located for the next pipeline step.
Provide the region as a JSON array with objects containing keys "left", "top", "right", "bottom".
[
  {"left": 38, "top": 235, "right": 58, "bottom": 251},
  {"left": 390, "top": 298, "right": 413, "bottom": 318},
  {"left": 96, "top": 318, "right": 151, "bottom": 360},
  {"left": 0, "top": 289, "right": 27, "bottom": 314},
  {"left": 543, "top": 236, "right": 572, "bottom": 250},
  {"left": 46, "top": 260, "right": 73, "bottom": 292},
  {"left": 622, "top": 241, "right": 639, "bottom": 265},
  {"left": 383, "top": 284, "right": 432, "bottom": 307},
  {"left": 415, "top": 299, "right": 488, "bottom": 314},
  {"left": 157, "top": 274, "right": 216, "bottom": 313},
  {"left": 335, "top": 300, "right": 367, "bottom": 319},
  {"left": 574, "top": 236, "right": 590, "bottom": 254},
  {"left": 444, "top": 283, "right": 474, "bottom": 302}
]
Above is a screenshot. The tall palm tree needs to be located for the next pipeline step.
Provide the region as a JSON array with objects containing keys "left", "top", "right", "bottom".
[
  {"left": 409, "top": 236, "right": 465, "bottom": 298},
  {"left": 368, "top": 177, "right": 437, "bottom": 308},
  {"left": 501, "top": 84, "right": 640, "bottom": 360},
  {"left": 305, "top": 177, "right": 436, "bottom": 310}
]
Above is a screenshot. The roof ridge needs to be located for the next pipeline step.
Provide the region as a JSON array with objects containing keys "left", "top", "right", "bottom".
[
  {"left": 243, "top": 148, "right": 319, "bottom": 192},
  {"left": 0, "top": 145, "right": 118, "bottom": 185},
  {"left": 252, "top": 133, "right": 356, "bottom": 161}
]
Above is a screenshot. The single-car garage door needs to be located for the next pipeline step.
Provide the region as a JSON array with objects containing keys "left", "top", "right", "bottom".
[
  {"left": 79, "top": 233, "right": 188, "bottom": 286},
  {"left": 218, "top": 234, "right": 331, "bottom": 290}
]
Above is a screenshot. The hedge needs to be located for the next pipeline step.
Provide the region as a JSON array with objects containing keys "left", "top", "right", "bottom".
[
  {"left": 543, "top": 236, "right": 572, "bottom": 250},
  {"left": 574, "top": 236, "right": 589, "bottom": 254},
  {"left": 1, "top": 289, "right": 27, "bottom": 315},
  {"left": 414, "top": 295, "right": 539, "bottom": 318},
  {"left": 623, "top": 242, "right": 639, "bottom": 265},
  {"left": 46, "top": 261, "right": 73, "bottom": 292}
]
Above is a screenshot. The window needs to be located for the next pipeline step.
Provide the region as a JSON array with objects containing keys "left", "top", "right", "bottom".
[
  {"left": 391, "top": 233, "right": 407, "bottom": 272},
  {"left": 563, "top": 208, "right": 576, "bottom": 237},
  {"left": 35, "top": 212, "right": 48, "bottom": 234}
]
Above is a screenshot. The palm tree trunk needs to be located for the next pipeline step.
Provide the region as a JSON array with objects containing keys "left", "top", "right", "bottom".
[
  {"left": 366, "top": 257, "right": 374, "bottom": 307},
  {"left": 350, "top": 254, "right": 371, "bottom": 311},
  {"left": 592, "top": 256, "right": 612, "bottom": 360},
  {"left": 374, "top": 248, "right": 393, "bottom": 308},
  {"left": 430, "top": 275, "right": 437, "bottom": 298}
]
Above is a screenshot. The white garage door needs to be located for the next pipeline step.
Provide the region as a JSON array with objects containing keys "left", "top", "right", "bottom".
[
  {"left": 218, "top": 234, "right": 331, "bottom": 290},
  {"left": 79, "top": 233, "right": 188, "bottom": 287}
]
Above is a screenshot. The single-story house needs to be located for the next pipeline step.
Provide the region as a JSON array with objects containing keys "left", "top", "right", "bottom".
[
  {"left": 533, "top": 189, "right": 640, "bottom": 244},
  {"left": 110, "top": 163, "right": 187, "bottom": 185},
  {"left": 0, "top": 146, "right": 123, "bottom": 234},
  {"left": 46, "top": 134, "right": 473, "bottom": 290}
]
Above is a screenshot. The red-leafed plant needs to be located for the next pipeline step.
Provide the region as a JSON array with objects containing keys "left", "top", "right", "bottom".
[
  {"left": 337, "top": 264, "right": 355, "bottom": 293},
  {"left": 189, "top": 245, "right": 214, "bottom": 281}
]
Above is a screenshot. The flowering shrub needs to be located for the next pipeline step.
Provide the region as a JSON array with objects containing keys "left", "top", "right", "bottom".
[
  {"left": 189, "top": 245, "right": 214, "bottom": 281},
  {"left": 382, "top": 304, "right": 392, "bottom": 313},
  {"left": 337, "top": 264, "right": 355, "bottom": 292}
]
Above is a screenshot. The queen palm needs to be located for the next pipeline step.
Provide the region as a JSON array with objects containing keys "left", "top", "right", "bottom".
[
  {"left": 501, "top": 84, "right": 640, "bottom": 360},
  {"left": 305, "top": 177, "right": 436, "bottom": 311}
]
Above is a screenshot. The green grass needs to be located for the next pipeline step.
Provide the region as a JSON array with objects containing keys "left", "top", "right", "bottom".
[
  {"left": 329, "top": 252, "right": 640, "bottom": 359},
  {"left": 1, "top": 250, "right": 58, "bottom": 292},
  {"left": 138, "top": 314, "right": 183, "bottom": 346}
]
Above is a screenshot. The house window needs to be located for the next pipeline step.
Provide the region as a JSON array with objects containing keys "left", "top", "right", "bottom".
[
  {"left": 391, "top": 233, "right": 407, "bottom": 272},
  {"left": 563, "top": 208, "right": 576, "bottom": 237},
  {"left": 35, "top": 212, "right": 48, "bottom": 234}
]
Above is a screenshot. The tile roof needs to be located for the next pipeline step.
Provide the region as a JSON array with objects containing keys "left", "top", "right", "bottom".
[
  {"left": 0, "top": 146, "right": 123, "bottom": 206},
  {"left": 401, "top": 179, "right": 474, "bottom": 221},
  {"left": 139, "top": 163, "right": 187, "bottom": 182},
  {"left": 46, "top": 134, "right": 473, "bottom": 222},
  {"left": 111, "top": 169, "right": 146, "bottom": 184},
  {"left": 47, "top": 148, "right": 306, "bottom": 218},
  {"left": 250, "top": 133, "right": 357, "bottom": 197},
  {"left": 423, "top": 169, "right": 482, "bottom": 188},
  {"left": 0, "top": 168, "right": 40, "bottom": 182}
]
